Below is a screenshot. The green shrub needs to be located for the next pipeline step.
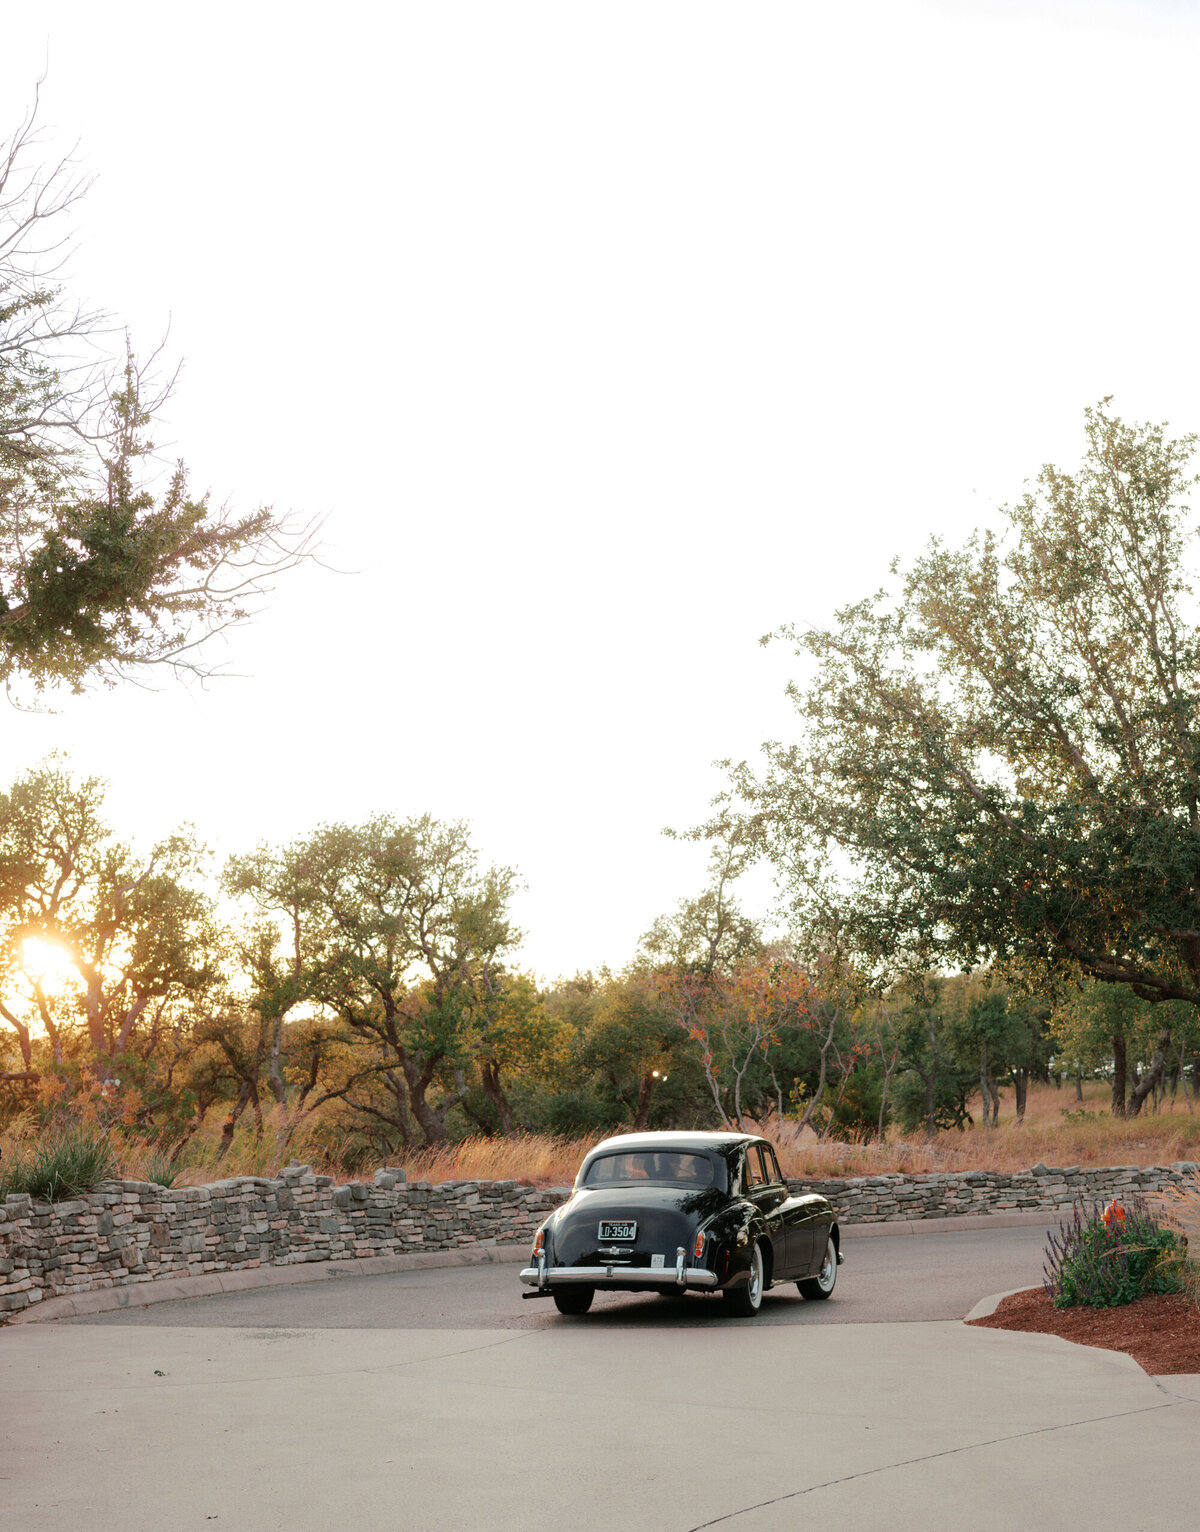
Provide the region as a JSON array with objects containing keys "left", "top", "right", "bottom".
[
  {"left": 1044, "top": 1198, "right": 1186, "bottom": 1308},
  {"left": 0, "top": 1124, "right": 118, "bottom": 1202},
  {"left": 138, "top": 1148, "right": 181, "bottom": 1188}
]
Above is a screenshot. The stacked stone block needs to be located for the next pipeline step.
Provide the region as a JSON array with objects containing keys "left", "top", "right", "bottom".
[
  {"left": 787, "top": 1161, "right": 1199, "bottom": 1224},
  {"left": 3, "top": 1160, "right": 1197, "bottom": 1321},
  {"left": 0, "top": 1165, "right": 569, "bottom": 1320}
]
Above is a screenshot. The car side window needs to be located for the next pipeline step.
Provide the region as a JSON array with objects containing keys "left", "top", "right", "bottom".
[
  {"left": 742, "top": 1148, "right": 761, "bottom": 1190},
  {"left": 761, "top": 1145, "right": 783, "bottom": 1185}
]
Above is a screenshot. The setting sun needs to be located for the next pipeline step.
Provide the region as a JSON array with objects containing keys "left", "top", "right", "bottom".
[{"left": 20, "top": 937, "right": 78, "bottom": 991}]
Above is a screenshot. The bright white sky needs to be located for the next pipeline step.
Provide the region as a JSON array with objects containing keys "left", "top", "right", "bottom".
[{"left": 3, "top": 0, "right": 1200, "bottom": 982}]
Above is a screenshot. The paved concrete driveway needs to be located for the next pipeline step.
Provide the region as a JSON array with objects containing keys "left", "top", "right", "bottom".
[{"left": 3, "top": 1226, "right": 1197, "bottom": 1532}]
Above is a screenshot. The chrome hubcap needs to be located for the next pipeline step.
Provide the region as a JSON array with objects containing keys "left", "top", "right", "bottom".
[
  {"left": 748, "top": 1248, "right": 763, "bottom": 1305},
  {"left": 818, "top": 1242, "right": 836, "bottom": 1291}
]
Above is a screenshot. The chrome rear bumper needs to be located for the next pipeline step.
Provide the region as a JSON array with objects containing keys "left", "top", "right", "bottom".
[{"left": 520, "top": 1263, "right": 718, "bottom": 1290}]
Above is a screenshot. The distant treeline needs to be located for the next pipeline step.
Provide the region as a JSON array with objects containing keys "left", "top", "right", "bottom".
[{"left": 3, "top": 763, "right": 1196, "bottom": 1170}]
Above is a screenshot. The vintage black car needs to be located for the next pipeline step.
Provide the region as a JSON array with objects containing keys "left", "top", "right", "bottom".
[{"left": 519, "top": 1130, "right": 842, "bottom": 1317}]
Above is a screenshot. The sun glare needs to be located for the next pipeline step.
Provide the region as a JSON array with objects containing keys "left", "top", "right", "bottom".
[{"left": 21, "top": 937, "right": 77, "bottom": 991}]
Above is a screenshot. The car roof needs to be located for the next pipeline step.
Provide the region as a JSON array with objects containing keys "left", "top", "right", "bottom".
[{"left": 583, "top": 1131, "right": 760, "bottom": 1156}]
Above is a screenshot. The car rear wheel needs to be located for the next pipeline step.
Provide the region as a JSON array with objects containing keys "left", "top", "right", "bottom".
[
  {"left": 723, "top": 1241, "right": 764, "bottom": 1317},
  {"left": 552, "top": 1286, "right": 594, "bottom": 1315},
  {"left": 799, "top": 1236, "right": 838, "bottom": 1300}
]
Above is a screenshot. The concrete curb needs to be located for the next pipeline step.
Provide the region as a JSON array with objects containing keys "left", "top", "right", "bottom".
[
  {"left": 7, "top": 1242, "right": 532, "bottom": 1325},
  {"left": 841, "top": 1210, "right": 1054, "bottom": 1239},
  {"left": 963, "top": 1285, "right": 1040, "bottom": 1322}
]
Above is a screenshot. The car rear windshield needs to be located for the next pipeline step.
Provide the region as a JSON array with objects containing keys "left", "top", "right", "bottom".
[{"left": 583, "top": 1151, "right": 716, "bottom": 1187}]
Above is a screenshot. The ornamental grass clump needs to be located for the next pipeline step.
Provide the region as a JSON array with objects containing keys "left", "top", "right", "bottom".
[
  {"left": 1043, "top": 1198, "right": 1185, "bottom": 1309},
  {"left": 0, "top": 1123, "right": 118, "bottom": 1203}
]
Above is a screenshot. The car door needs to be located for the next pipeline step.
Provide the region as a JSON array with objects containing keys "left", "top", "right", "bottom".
[
  {"left": 758, "top": 1142, "right": 810, "bottom": 1278},
  {"left": 743, "top": 1143, "right": 790, "bottom": 1280}
]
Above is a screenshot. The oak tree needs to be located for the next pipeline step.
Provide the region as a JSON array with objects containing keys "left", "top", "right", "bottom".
[
  {"left": 730, "top": 404, "right": 1200, "bottom": 1117},
  {"left": 0, "top": 97, "right": 316, "bottom": 701}
]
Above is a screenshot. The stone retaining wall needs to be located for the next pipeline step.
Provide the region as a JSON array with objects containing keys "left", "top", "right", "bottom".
[
  {"left": 3, "top": 1159, "right": 1197, "bottom": 1321},
  {"left": 0, "top": 1164, "right": 569, "bottom": 1321},
  {"left": 787, "top": 1161, "right": 1199, "bottom": 1224}
]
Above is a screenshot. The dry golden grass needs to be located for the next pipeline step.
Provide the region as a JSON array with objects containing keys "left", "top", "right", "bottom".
[
  {"left": 398, "top": 1133, "right": 597, "bottom": 1188},
  {"left": 388, "top": 1082, "right": 1200, "bottom": 1187},
  {"left": 6, "top": 1081, "right": 1198, "bottom": 1191},
  {"left": 773, "top": 1080, "right": 1200, "bottom": 1181}
]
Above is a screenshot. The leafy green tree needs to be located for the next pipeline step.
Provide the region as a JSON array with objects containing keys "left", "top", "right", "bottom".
[
  {"left": 573, "top": 972, "right": 701, "bottom": 1132},
  {"left": 640, "top": 826, "right": 788, "bottom": 1129},
  {"left": 729, "top": 404, "right": 1200, "bottom": 1118},
  {"left": 1, "top": 100, "right": 315, "bottom": 700},
  {"left": 298, "top": 815, "right": 519, "bottom": 1148},
  {"left": 957, "top": 976, "right": 1051, "bottom": 1127},
  {"left": 0, "top": 760, "right": 219, "bottom": 1077},
  {"left": 642, "top": 822, "right": 763, "bottom": 977},
  {"left": 223, "top": 842, "right": 329, "bottom": 1108},
  {"left": 463, "top": 970, "right": 566, "bottom": 1136},
  {"left": 1050, "top": 981, "right": 1199, "bottom": 1116},
  {"left": 889, "top": 977, "right": 979, "bottom": 1135},
  {"left": 537, "top": 973, "right": 634, "bottom": 1135}
]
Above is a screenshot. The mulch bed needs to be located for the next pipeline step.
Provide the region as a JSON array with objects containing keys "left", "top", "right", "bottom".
[{"left": 968, "top": 1287, "right": 1200, "bottom": 1375}]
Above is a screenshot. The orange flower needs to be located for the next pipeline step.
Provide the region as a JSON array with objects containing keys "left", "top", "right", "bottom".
[{"left": 1101, "top": 1201, "right": 1126, "bottom": 1229}]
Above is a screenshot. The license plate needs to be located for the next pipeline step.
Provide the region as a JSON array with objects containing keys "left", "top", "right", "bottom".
[{"left": 598, "top": 1220, "right": 636, "bottom": 1241}]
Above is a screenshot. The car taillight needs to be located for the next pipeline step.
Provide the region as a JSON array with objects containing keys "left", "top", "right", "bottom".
[
  {"left": 693, "top": 1231, "right": 706, "bottom": 1260},
  {"left": 532, "top": 1228, "right": 545, "bottom": 1256}
]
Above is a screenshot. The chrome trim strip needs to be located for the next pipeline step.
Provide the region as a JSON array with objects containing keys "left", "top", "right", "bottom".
[
  {"left": 675, "top": 1246, "right": 686, "bottom": 1286},
  {"left": 519, "top": 1265, "right": 719, "bottom": 1289}
]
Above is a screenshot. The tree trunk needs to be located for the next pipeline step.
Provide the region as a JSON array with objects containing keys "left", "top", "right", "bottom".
[
  {"left": 1012, "top": 1068, "right": 1029, "bottom": 1125},
  {"left": 876, "top": 1049, "right": 899, "bottom": 1142},
  {"left": 1111, "top": 1032, "right": 1127, "bottom": 1117},
  {"left": 382, "top": 1069, "right": 415, "bottom": 1151},
  {"left": 1128, "top": 1027, "right": 1173, "bottom": 1118},
  {"left": 478, "top": 1058, "right": 516, "bottom": 1136},
  {"left": 1075, "top": 1072, "right": 1084, "bottom": 1103},
  {"left": 433, "top": 1068, "right": 471, "bottom": 1129},
  {"left": 268, "top": 1013, "right": 286, "bottom": 1106},
  {"left": 399, "top": 1052, "right": 449, "bottom": 1146},
  {"left": 980, "top": 1042, "right": 992, "bottom": 1129},
  {"left": 632, "top": 1071, "right": 657, "bottom": 1132},
  {"left": 216, "top": 1081, "right": 253, "bottom": 1161}
]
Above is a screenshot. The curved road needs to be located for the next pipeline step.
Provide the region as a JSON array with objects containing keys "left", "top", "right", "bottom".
[
  {"left": 64, "top": 1223, "right": 1049, "bottom": 1329},
  {"left": 7, "top": 1224, "right": 1199, "bottom": 1532}
]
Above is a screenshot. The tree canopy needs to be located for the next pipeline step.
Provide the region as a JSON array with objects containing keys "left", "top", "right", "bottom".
[
  {"left": 0, "top": 96, "right": 316, "bottom": 701},
  {"left": 726, "top": 403, "right": 1200, "bottom": 1114}
]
